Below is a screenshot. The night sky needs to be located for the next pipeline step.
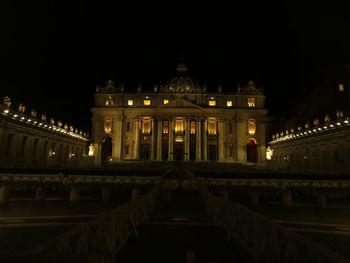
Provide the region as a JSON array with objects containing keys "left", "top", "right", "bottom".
[{"left": 2, "top": 2, "right": 350, "bottom": 131}]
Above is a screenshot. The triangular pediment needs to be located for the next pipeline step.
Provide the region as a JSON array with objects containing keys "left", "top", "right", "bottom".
[{"left": 161, "top": 98, "right": 203, "bottom": 109}]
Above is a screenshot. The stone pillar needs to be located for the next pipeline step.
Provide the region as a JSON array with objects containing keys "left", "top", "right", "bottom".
[
  {"left": 218, "top": 119, "right": 225, "bottom": 161},
  {"left": 151, "top": 118, "right": 156, "bottom": 160},
  {"left": 258, "top": 120, "right": 266, "bottom": 166},
  {"left": 236, "top": 118, "right": 245, "bottom": 162},
  {"left": 134, "top": 118, "right": 140, "bottom": 159},
  {"left": 318, "top": 193, "right": 327, "bottom": 208},
  {"left": 186, "top": 250, "right": 195, "bottom": 263},
  {"left": 220, "top": 190, "right": 229, "bottom": 201},
  {"left": 196, "top": 119, "right": 202, "bottom": 161},
  {"left": 69, "top": 187, "right": 80, "bottom": 202},
  {"left": 202, "top": 119, "right": 208, "bottom": 161},
  {"left": 232, "top": 119, "right": 238, "bottom": 161},
  {"left": 281, "top": 191, "right": 292, "bottom": 207},
  {"left": 168, "top": 119, "right": 174, "bottom": 161},
  {"left": 36, "top": 187, "right": 45, "bottom": 202},
  {"left": 102, "top": 188, "right": 111, "bottom": 201},
  {"left": 112, "top": 117, "right": 123, "bottom": 161},
  {"left": 0, "top": 186, "right": 9, "bottom": 204},
  {"left": 250, "top": 192, "right": 259, "bottom": 206},
  {"left": 157, "top": 119, "right": 163, "bottom": 161},
  {"left": 132, "top": 188, "right": 140, "bottom": 201},
  {"left": 184, "top": 119, "right": 190, "bottom": 161}
]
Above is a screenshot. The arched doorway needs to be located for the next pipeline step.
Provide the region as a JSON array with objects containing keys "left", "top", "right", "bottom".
[
  {"left": 101, "top": 137, "right": 113, "bottom": 164},
  {"left": 246, "top": 138, "right": 258, "bottom": 163}
]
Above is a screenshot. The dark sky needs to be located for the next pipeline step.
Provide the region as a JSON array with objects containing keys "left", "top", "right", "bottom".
[{"left": 2, "top": 2, "right": 350, "bottom": 131}]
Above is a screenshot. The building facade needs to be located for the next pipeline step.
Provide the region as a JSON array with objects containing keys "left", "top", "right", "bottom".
[
  {"left": 92, "top": 63, "right": 268, "bottom": 165},
  {"left": 0, "top": 98, "right": 89, "bottom": 168},
  {"left": 268, "top": 112, "right": 350, "bottom": 175}
]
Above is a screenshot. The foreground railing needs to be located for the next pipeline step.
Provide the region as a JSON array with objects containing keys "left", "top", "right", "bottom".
[
  {"left": 0, "top": 185, "right": 160, "bottom": 263},
  {"left": 200, "top": 186, "right": 349, "bottom": 263}
]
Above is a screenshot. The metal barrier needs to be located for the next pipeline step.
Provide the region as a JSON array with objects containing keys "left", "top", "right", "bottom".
[
  {"left": 200, "top": 186, "right": 349, "bottom": 263},
  {"left": 0, "top": 185, "right": 160, "bottom": 263}
]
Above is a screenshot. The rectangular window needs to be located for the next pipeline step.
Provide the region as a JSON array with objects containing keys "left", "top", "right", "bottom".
[
  {"left": 128, "top": 99, "right": 134, "bottom": 106},
  {"left": 248, "top": 97, "right": 255, "bottom": 107},
  {"left": 190, "top": 121, "right": 196, "bottom": 134},
  {"left": 209, "top": 100, "right": 216, "bottom": 106},
  {"left": 163, "top": 99, "right": 169, "bottom": 104},
  {"left": 339, "top": 84, "right": 345, "bottom": 92},
  {"left": 226, "top": 100, "right": 232, "bottom": 107},
  {"left": 143, "top": 99, "right": 151, "bottom": 106}
]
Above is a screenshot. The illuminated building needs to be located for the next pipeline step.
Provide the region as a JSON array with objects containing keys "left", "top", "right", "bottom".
[
  {"left": 92, "top": 63, "right": 268, "bottom": 164},
  {"left": 0, "top": 99, "right": 89, "bottom": 168}
]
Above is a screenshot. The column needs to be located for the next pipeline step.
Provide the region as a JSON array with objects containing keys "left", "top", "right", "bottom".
[
  {"left": 218, "top": 119, "right": 225, "bottom": 161},
  {"left": 236, "top": 117, "right": 245, "bottom": 162},
  {"left": 168, "top": 119, "right": 174, "bottom": 161},
  {"left": 184, "top": 119, "right": 190, "bottom": 161},
  {"left": 281, "top": 191, "right": 292, "bottom": 207},
  {"left": 0, "top": 186, "right": 9, "bottom": 204},
  {"left": 69, "top": 187, "right": 80, "bottom": 202},
  {"left": 36, "top": 187, "right": 45, "bottom": 202},
  {"left": 202, "top": 118, "right": 208, "bottom": 161},
  {"left": 195, "top": 119, "right": 202, "bottom": 161},
  {"left": 132, "top": 188, "right": 140, "bottom": 201},
  {"left": 318, "top": 193, "right": 327, "bottom": 208},
  {"left": 134, "top": 118, "right": 140, "bottom": 159},
  {"left": 151, "top": 118, "right": 156, "bottom": 160},
  {"left": 220, "top": 190, "right": 229, "bottom": 201},
  {"left": 102, "top": 188, "right": 111, "bottom": 201},
  {"left": 112, "top": 116, "right": 123, "bottom": 161},
  {"left": 157, "top": 119, "right": 163, "bottom": 161},
  {"left": 258, "top": 119, "right": 266, "bottom": 166},
  {"left": 232, "top": 118, "right": 238, "bottom": 161},
  {"left": 250, "top": 192, "right": 259, "bottom": 206}
]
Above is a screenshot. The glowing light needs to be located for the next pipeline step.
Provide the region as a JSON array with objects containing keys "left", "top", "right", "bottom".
[
  {"left": 127, "top": 99, "right": 134, "bottom": 106},
  {"left": 27, "top": 119, "right": 31, "bottom": 122},
  {"left": 344, "top": 120, "right": 349, "bottom": 124},
  {"left": 336, "top": 122, "right": 341, "bottom": 126},
  {"left": 208, "top": 100, "right": 216, "bottom": 106},
  {"left": 226, "top": 100, "right": 232, "bottom": 107},
  {"left": 13, "top": 114, "right": 18, "bottom": 118},
  {"left": 143, "top": 99, "right": 151, "bottom": 106},
  {"left": 248, "top": 97, "right": 255, "bottom": 107},
  {"left": 330, "top": 124, "right": 334, "bottom": 128},
  {"left": 21, "top": 117, "right": 25, "bottom": 120},
  {"left": 323, "top": 126, "right": 327, "bottom": 129},
  {"left": 4, "top": 109, "right": 9, "bottom": 114},
  {"left": 163, "top": 99, "right": 169, "bottom": 105}
]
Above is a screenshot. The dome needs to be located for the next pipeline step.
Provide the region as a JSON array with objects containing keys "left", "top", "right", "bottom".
[{"left": 160, "top": 63, "right": 204, "bottom": 93}]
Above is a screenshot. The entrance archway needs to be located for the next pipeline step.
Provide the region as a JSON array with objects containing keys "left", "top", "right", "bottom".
[
  {"left": 246, "top": 138, "right": 258, "bottom": 163},
  {"left": 101, "top": 137, "right": 113, "bottom": 164},
  {"left": 174, "top": 142, "right": 184, "bottom": 161}
]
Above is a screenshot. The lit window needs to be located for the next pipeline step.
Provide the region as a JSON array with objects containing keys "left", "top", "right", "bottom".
[
  {"left": 105, "top": 96, "right": 113, "bottom": 106},
  {"left": 209, "top": 97, "right": 216, "bottom": 106},
  {"left": 208, "top": 119, "right": 217, "bottom": 135},
  {"left": 190, "top": 121, "right": 196, "bottom": 134},
  {"left": 142, "top": 120, "right": 151, "bottom": 134},
  {"left": 143, "top": 97, "right": 151, "bottom": 105},
  {"left": 163, "top": 121, "right": 169, "bottom": 134},
  {"left": 226, "top": 100, "right": 232, "bottom": 107},
  {"left": 248, "top": 98, "right": 255, "bottom": 107},
  {"left": 163, "top": 99, "right": 169, "bottom": 105},
  {"left": 104, "top": 118, "right": 113, "bottom": 134},
  {"left": 128, "top": 100, "right": 134, "bottom": 106},
  {"left": 247, "top": 119, "right": 256, "bottom": 135},
  {"left": 339, "top": 84, "right": 345, "bottom": 92},
  {"left": 175, "top": 119, "right": 184, "bottom": 134}
]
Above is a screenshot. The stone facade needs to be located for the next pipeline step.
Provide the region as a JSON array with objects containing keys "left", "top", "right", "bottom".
[
  {"left": 92, "top": 63, "right": 268, "bottom": 165},
  {"left": 269, "top": 115, "right": 350, "bottom": 175},
  {"left": 0, "top": 102, "right": 89, "bottom": 168}
]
